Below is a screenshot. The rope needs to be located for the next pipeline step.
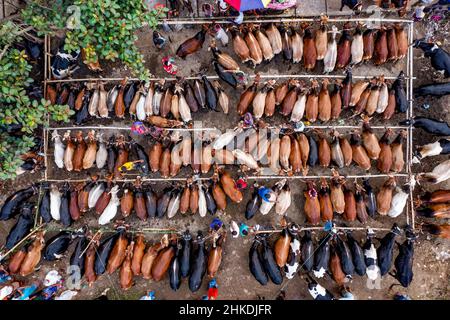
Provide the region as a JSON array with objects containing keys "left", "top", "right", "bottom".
[
  {"left": 33, "top": 185, "right": 44, "bottom": 229},
  {"left": 92, "top": 241, "right": 122, "bottom": 300},
  {"left": 0, "top": 225, "right": 45, "bottom": 261}
]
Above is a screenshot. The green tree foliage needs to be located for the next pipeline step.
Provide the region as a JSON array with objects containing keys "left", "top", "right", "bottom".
[
  {"left": 22, "top": 0, "right": 168, "bottom": 80},
  {"left": 0, "top": 21, "right": 73, "bottom": 180}
]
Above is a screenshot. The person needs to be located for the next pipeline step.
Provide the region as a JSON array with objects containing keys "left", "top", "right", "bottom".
[
  {"left": 236, "top": 71, "right": 249, "bottom": 86},
  {"left": 412, "top": 0, "right": 449, "bottom": 20},
  {"left": 393, "top": 293, "right": 412, "bottom": 300},
  {"left": 236, "top": 177, "right": 248, "bottom": 190},
  {"left": 153, "top": 31, "right": 167, "bottom": 49},
  {"left": 210, "top": 218, "right": 223, "bottom": 232},
  {"left": 200, "top": 279, "right": 219, "bottom": 300},
  {"left": 140, "top": 291, "right": 156, "bottom": 300},
  {"left": 268, "top": 0, "right": 297, "bottom": 10},
  {"left": 411, "top": 0, "right": 438, "bottom": 6},
  {"left": 413, "top": 4, "right": 427, "bottom": 19},
  {"left": 234, "top": 11, "right": 244, "bottom": 24},
  {"left": 162, "top": 56, "right": 178, "bottom": 75},
  {"left": 242, "top": 112, "right": 254, "bottom": 128},
  {"left": 230, "top": 220, "right": 240, "bottom": 238},
  {"left": 11, "top": 283, "right": 38, "bottom": 300},
  {"left": 119, "top": 160, "right": 144, "bottom": 173},
  {"left": 293, "top": 121, "right": 306, "bottom": 132},
  {"left": 208, "top": 279, "right": 219, "bottom": 300},
  {"left": 0, "top": 268, "right": 12, "bottom": 284},
  {"left": 259, "top": 186, "right": 276, "bottom": 202},
  {"left": 217, "top": 0, "right": 229, "bottom": 15},
  {"left": 202, "top": 3, "right": 214, "bottom": 17},
  {"left": 214, "top": 24, "right": 229, "bottom": 46},
  {"left": 131, "top": 121, "right": 148, "bottom": 135},
  {"left": 339, "top": 287, "right": 355, "bottom": 300},
  {"left": 34, "top": 284, "right": 61, "bottom": 300},
  {"left": 239, "top": 223, "right": 249, "bottom": 236}
]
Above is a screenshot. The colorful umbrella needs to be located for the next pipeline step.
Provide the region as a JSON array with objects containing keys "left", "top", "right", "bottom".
[{"left": 225, "top": 0, "right": 271, "bottom": 11}]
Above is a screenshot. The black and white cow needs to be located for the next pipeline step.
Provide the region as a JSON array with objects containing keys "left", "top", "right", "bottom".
[
  {"left": 307, "top": 278, "right": 335, "bottom": 300},
  {"left": 413, "top": 39, "right": 450, "bottom": 77},
  {"left": 284, "top": 225, "right": 301, "bottom": 279},
  {"left": 51, "top": 45, "right": 80, "bottom": 79},
  {"left": 413, "top": 138, "right": 450, "bottom": 163},
  {"left": 363, "top": 229, "right": 380, "bottom": 281}
]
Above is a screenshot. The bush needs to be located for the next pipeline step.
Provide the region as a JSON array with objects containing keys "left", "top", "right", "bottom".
[
  {"left": 0, "top": 21, "right": 73, "bottom": 180},
  {"left": 22, "top": 0, "right": 168, "bottom": 80}
]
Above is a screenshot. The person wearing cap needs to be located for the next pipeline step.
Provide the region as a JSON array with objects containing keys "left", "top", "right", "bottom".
[
  {"left": 210, "top": 218, "right": 223, "bottom": 232},
  {"left": 239, "top": 223, "right": 249, "bottom": 236},
  {"left": 208, "top": 279, "right": 219, "bottom": 300},
  {"left": 162, "top": 56, "right": 178, "bottom": 75},
  {"left": 230, "top": 220, "right": 240, "bottom": 238},
  {"left": 236, "top": 177, "right": 248, "bottom": 190},
  {"left": 139, "top": 291, "right": 156, "bottom": 300},
  {"left": 119, "top": 160, "right": 144, "bottom": 173}
]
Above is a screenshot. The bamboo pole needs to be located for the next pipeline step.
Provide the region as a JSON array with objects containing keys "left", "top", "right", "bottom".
[
  {"left": 47, "top": 35, "right": 52, "bottom": 79},
  {"left": 153, "top": 16, "right": 413, "bottom": 25},
  {"left": 42, "top": 177, "right": 214, "bottom": 183},
  {"left": 45, "top": 126, "right": 217, "bottom": 131},
  {"left": 405, "top": 22, "right": 411, "bottom": 227},
  {"left": 44, "top": 125, "right": 411, "bottom": 131},
  {"left": 41, "top": 173, "right": 410, "bottom": 184},
  {"left": 43, "top": 34, "right": 49, "bottom": 182},
  {"left": 267, "top": 125, "right": 412, "bottom": 130},
  {"left": 33, "top": 185, "right": 43, "bottom": 229},
  {"left": 245, "top": 174, "right": 409, "bottom": 180},
  {"left": 157, "top": 6, "right": 412, "bottom": 22},
  {"left": 30, "top": 224, "right": 393, "bottom": 247},
  {"left": 408, "top": 21, "right": 415, "bottom": 230},
  {"left": 77, "top": 230, "right": 102, "bottom": 258},
  {"left": 44, "top": 74, "right": 416, "bottom": 84},
  {"left": 252, "top": 226, "right": 393, "bottom": 235}
]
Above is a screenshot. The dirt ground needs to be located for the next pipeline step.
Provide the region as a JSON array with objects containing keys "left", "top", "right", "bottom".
[{"left": 1, "top": 1, "right": 449, "bottom": 300}]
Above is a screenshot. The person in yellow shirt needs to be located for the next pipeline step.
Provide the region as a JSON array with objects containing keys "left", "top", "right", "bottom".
[{"left": 118, "top": 160, "right": 144, "bottom": 173}]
